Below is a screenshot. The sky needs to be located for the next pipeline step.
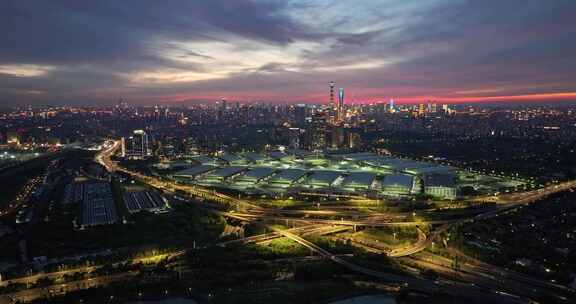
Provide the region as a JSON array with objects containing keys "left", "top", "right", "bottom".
[{"left": 1, "top": 0, "right": 576, "bottom": 106}]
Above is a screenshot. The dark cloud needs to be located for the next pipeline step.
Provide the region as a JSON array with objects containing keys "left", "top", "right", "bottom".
[
  {"left": 0, "top": 0, "right": 305, "bottom": 65},
  {"left": 0, "top": 0, "right": 575, "bottom": 105}
]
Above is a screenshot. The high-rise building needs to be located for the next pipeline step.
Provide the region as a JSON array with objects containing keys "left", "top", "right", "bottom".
[
  {"left": 287, "top": 128, "right": 301, "bottom": 149},
  {"left": 329, "top": 126, "right": 345, "bottom": 149},
  {"left": 389, "top": 99, "right": 395, "bottom": 113},
  {"left": 418, "top": 103, "right": 426, "bottom": 116},
  {"left": 124, "top": 130, "right": 150, "bottom": 159},
  {"left": 306, "top": 113, "right": 328, "bottom": 151},
  {"left": 347, "top": 131, "right": 362, "bottom": 149},
  {"left": 337, "top": 87, "right": 345, "bottom": 122},
  {"left": 221, "top": 98, "right": 227, "bottom": 112},
  {"left": 328, "top": 81, "right": 336, "bottom": 124},
  {"left": 338, "top": 88, "right": 344, "bottom": 109},
  {"left": 430, "top": 103, "right": 437, "bottom": 113},
  {"left": 376, "top": 102, "right": 386, "bottom": 115},
  {"left": 294, "top": 104, "right": 307, "bottom": 126},
  {"left": 329, "top": 81, "right": 335, "bottom": 109}
]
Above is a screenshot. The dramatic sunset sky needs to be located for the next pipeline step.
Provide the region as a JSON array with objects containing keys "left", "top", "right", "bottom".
[{"left": 1, "top": 0, "right": 575, "bottom": 106}]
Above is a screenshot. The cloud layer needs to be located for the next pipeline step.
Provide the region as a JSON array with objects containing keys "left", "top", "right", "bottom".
[{"left": 1, "top": 0, "right": 575, "bottom": 105}]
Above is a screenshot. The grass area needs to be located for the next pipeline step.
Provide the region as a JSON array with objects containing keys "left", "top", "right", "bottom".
[
  {"left": 254, "top": 198, "right": 311, "bottom": 209},
  {"left": 247, "top": 238, "right": 310, "bottom": 258},
  {"left": 307, "top": 235, "right": 361, "bottom": 255},
  {"left": 25, "top": 201, "right": 225, "bottom": 258},
  {"left": 352, "top": 227, "right": 418, "bottom": 247}
]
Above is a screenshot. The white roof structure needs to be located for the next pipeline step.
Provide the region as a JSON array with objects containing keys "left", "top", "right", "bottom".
[
  {"left": 341, "top": 172, "right": 376, "bottom": 190},
  {"left": 306, "top": 171, "right": 341, "bottom": 187},
  {"left": 268, "top": 169, "right": 307, "bottom": 185},
  {"left": 172, "top": 165, "right": 216, "bottom": 178},
  {"left": 234, "top": 168, "right": 276, "bottom": 184}
]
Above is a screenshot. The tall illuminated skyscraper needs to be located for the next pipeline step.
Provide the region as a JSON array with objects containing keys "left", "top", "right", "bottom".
[
  {"left": 307, "top": 113, "right": 328, "bottom": 151},
  {"left": 329, "top": 81, "right": 335, "bottom": 109},
  {"left": 124, "top": 129, "right": 150, "bottom": 159},
  {"left": 337, "top": 87, "right": 345, "bottom": 123}
]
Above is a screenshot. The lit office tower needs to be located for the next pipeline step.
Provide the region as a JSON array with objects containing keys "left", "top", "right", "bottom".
[
  {"left": 337, "top": 87, "right": 345, "bottom": 122},
  {"left": 306, "top": 113, "right": 328, "bottom": 151},
  {"left": 430, "top": 103, "right": 437, "bottom": 113},
  {"left": 218, "top": 98, "right": 227, "bottom": 120},
  {"left": 389, "top": 99, "right": 395, "bottom": 113},
  {"left": 124, "top": 130, "right": 150, "bottom": 159},
  {"left": 338, "top": 88, "right": 344, "bottom": 109},
  {"left": 294, "top": 104, "right": 307, "bottom": 126},
  {"left": 329, "top": 126, "right": 345, "bottom": 149},
  {"left": 418, "top": 103, "right": 426, "bottom": 116},
  {"left": 221, "top": 98, "right": 227, "bottom": 112},
  {"left": 329, "top": 81, "right": 335, "bottom": 109}
]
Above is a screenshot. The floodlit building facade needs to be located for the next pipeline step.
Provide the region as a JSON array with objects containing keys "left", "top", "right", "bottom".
[{"left": 424, "top": 174, "right": 458, "bottom": 200}]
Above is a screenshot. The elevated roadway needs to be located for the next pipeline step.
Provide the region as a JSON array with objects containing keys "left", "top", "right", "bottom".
[{"left": 94, "top": 139, "right": 576, "bottom": 302}]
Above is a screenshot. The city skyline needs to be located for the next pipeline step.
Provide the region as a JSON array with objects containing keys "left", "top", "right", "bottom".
[
  {"left": 1, "top": 0, "right": 576, "bottom": 106},
  {"left": 2, "top": 2, "right": 576, "bottom": 303}
]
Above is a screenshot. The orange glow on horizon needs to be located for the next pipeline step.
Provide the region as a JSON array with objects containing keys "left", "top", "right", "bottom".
[{"left": 141, "top": 91, "right": 576, "bottom": 105}]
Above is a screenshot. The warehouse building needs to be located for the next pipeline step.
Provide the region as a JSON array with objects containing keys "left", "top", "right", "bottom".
[
  {"left": 124, "top": 191, "right": 169, "bottom": 214},
  {"left": 233, "top": 167, "right": 276, "bottom": 186},
  {"left": 189, "top": 155, "right": 216, "bottom": 165},
  {"left": 380, "top": 174, "right": 415, "bottom": 196},
  {"left": 245, "top": 153, "right": 268, "bottom": 164},
  {"left": 172, "top": 165, "right": 216, "bottom": 181},
  {"left": 306, "top": 171, "right": 342, "bottom": 188},
  {"left": 341, "top": 172, "right": 377, "bottom": 192},
  {"left": 199, "top": 166, "right": 247, "bottom": 184},
  {"left": 218, "top": 153, "right": 247, "bottom": 165},
  {"left": 424, "top": 174, "right": 458, "bottom": 200},
  {"left": 267, "top": 169, "right": 308, "bottom": 188},
  {"left": 404, "top": 165, "right": 457, "bottom": 176}
]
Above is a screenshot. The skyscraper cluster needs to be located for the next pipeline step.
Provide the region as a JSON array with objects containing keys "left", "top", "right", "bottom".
[{"left": 327, "top": 81, "right": 346, "bottom": 124}]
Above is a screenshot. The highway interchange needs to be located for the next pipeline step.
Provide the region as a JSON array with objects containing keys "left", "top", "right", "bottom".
[
  {"left": 3, "top": 139, "right": 573, "bottom": 304},
  {"left": 95, "top": 139, "right": 576, "bottom": 303}
]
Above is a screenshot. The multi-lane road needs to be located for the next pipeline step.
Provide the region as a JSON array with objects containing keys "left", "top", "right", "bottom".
[
  {"left": 3, "top": 140, "right": 573, "bottom": 303},
  {"left": 91, "top": 139, "right": 576, "bottom": 302},
  {"left": 401, "top": 252, "right": 574, "bottom": 303}
]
